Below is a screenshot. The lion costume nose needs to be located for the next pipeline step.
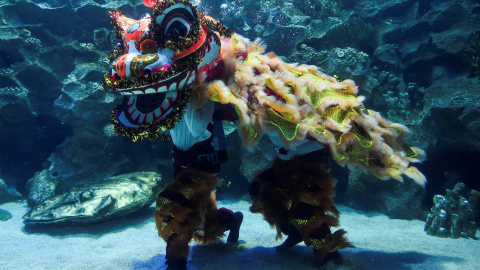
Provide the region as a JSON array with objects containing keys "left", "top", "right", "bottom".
[
  {"left": 143, "top": 0, "right": 158, "bottom": 8},
  {"left": 114, "top": 54, "right": 160, "bottom": 79}
]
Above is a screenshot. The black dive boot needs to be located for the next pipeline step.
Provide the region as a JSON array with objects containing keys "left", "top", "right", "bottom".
[
  {"left": 165, "top": 258, "right": 187, "bottom": 270},
  {"left": 218, "top": 208, "right": 244, "bottom": 243},
  {"left": 165, "top": 234, "right": 187, "bottom": 270},
  {"left": 227, "top": 211, "right": 244, "bottom": 242},
  {"left": 276, "top": 223, "right": 303, "bottom": 251}
]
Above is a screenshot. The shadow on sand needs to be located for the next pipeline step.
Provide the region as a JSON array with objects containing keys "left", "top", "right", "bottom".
[
  {"left": 131, "top": 243, "right": 465, "bottom": 270},
  {"left": 21, "top": 206, "right": 156, "bottom": 238}
]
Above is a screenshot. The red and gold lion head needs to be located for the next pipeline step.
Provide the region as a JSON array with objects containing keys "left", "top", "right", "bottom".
[{"left": 102, "top": 0, "right": 232, "bottom": 141}]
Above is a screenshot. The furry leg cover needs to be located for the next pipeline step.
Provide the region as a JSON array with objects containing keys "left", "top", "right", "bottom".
[
  {"left": 249, "top": 158, "right": 354, "bottom": 263},
  {"left": 154, "top": 169, "right": 225, "bottom": 261}
]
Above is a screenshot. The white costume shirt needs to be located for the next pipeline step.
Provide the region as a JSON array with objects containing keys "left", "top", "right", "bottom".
[
  {"left": 267, "top": 131, "right": 325, "bottom": 160},
  {"left": 169, "top": 101, "right": 214, "bottom": 151},
  {"left": 170, "top": 100, "right": 324, "bottom": 159}
]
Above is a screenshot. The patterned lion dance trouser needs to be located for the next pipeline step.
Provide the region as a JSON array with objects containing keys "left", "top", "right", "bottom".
[
  {"left": 154, "top": 169, "right": 226, "bottom": 262},
  {"left": 249, "top": 157, "right": 354, "bottom": 263}
]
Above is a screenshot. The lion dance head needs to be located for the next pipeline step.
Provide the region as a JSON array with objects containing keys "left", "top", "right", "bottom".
[{"left": 102, "top": 0, "right": 232, "bottom": 141}]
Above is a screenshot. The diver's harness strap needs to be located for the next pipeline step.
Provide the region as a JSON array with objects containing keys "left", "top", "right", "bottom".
[
  {"left": 172, "top": 102, "right": 234, "bottom": 173},
  {"left": 211, "top": 102, "right": 229, "bottom": 165},
  {"left": 275, "top": 146, "right": 332, "bottom": 167}
]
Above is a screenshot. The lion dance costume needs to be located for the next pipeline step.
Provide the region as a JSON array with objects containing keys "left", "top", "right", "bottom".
[{"left": 101, "top": 0, "right": 426, "bottom": 269}]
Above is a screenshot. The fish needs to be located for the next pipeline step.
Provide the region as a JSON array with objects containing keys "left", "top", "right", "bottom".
[{"left": 23, "top": 172, "right": 163, "bottom": 225}]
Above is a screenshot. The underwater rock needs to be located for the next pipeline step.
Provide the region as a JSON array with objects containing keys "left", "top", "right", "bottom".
[
  {"left": 0, "top": 178, "right": 6, "bottom": 196},
  {"left": 23, "top": 172, "right": 163, "bottom": 225},
  {"left": 424, "top": 182, "right": 478, "bottom": 239},
  {"left": 355, "top": 0, "right": 412, "bottom": 19},
  {"left": 26, "top": 132, "right": 166, "bottom": 204},
  {"left": 263, "top": 25, "right": 306, "bottom": 56},
  {"left": 288, "top": 46, "right": 370, "bottom": 87},
  {"left": 26, "top": 156, "right": 63, "bottom": 207},
  {"left": 0, "top": 0, "right": 102, "bottom": 193},
  {"left": 0, "top": 209, "right": 13, "bottom": 221},
  {"left": 292, "top": 0, "right": 343, "bottom": 17},
  {"left": 345, "top": 168, "right": 425, "bottom": 220},
  {"left": 0, "top": 178, "right": 23, "bottom": 203},
  {"left": 374, "top": 43, "right": 401, "bottom": 65},
  {"left": 421, "top": 77, "right": 480, "bottom": 152}
]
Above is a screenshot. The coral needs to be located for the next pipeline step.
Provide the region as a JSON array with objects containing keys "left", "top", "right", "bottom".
[
  {"left": 406, "top": 82, "right": 424, "bottom": 112},
  {"left": 424, "top": 182, "right": 478, "bottom": 239},
  {"left": 368, "top": 70, "right": 424, "bottom": 122},
  {"left": 380, "top": 74, "right": 409, "bottom": 120},
  {"left": 470, "top": 189, "right": 480, "bottom": 224},
  {"left": 93, "top": 28, "right": 112, "bottom": 51}
]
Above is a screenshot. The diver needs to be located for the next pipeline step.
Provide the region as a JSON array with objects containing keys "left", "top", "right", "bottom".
[
  {"left": 155, "top": 100, "right": 244, "bottom": 270},
  {"left": 248, "top": 137, "right": 351, "bottom": 266}
]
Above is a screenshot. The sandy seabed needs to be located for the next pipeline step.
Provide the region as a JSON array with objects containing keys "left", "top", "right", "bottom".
[{"left": 1, "top": 200, "right": 479, "bottom": 270}]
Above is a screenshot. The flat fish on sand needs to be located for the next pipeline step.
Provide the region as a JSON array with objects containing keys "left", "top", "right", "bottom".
[{"left": 23, "top": 172, "right": 163, "bottom": 225}]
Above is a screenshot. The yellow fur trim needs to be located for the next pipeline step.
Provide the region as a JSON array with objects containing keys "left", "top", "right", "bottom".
[{"left": 196, "top": 34, "right": 426, "bottom": 185}]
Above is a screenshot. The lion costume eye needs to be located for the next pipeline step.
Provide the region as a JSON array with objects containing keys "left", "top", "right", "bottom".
[
  {"left": 154, "top": 2, "right": 196, "bottom": 40},
  {"left": 164, "top": 15, "right": 190, "bottom": 40}
]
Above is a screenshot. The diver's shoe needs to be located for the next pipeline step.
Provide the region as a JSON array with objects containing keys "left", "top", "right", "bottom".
[
  {"left": 227, "top": 211, "right": 243, "bottom": 242},
  {"left": 275, "top": 228, "right": 303, "bottom": 251},
  {"left": 165, "top": 258, "right": 187, "bottom": 270}
]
